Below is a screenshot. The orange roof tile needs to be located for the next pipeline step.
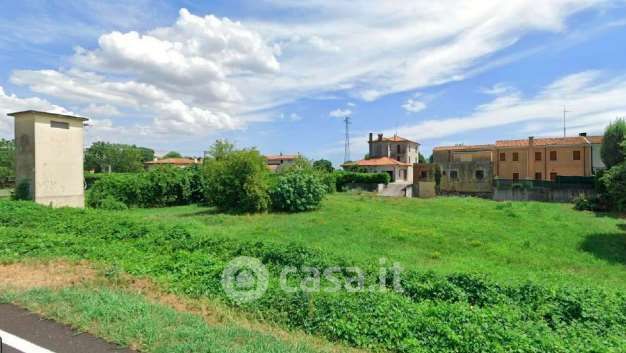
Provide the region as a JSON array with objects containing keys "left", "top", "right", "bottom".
[
  {"left": 433, "top": 144, "right": 495, "bottom": 152},
  {"left": 145, "top": 158, "right": 198, "bottom": 165},
  {"left": 265, "top": 155, "right": 299, "bottom": 161},
  {"left": 496, "top": 136, "right": 591, "bottom": 148},
  {"left": 381, "top": 135, "right": 419, "bottom": 144},
  {"left": 585, "top": 136, "right": 603, "bottom": 144},
  {"left": 343, "top": 157, "right": 411, "bottom": 167}
]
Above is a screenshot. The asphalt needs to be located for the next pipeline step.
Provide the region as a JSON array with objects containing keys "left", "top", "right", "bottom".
[{"left": 0, "top": 304, "right": 135, "bottom": 353}]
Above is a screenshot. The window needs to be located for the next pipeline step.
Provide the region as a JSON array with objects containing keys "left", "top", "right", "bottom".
[
  {"left": 535, "top": 172, "right": 542, "bottom": 180},
  {"left": 450, "top": 170, "right": 458, "bottom": 180},
  {"left": 512, "top": 152, "right": 519, "bottom": 162},
  {"left": 535, "top": 152, "right": 542, "bottom": 161},
  {"left": 421, "top": 171, "right": 428, "bottom": 179},
  {"left": 512, "top": 173, "right": 520, "bottom": 181},
  {"left": 550, "top": 172, "right": 557, "bottom": 181},
  {"left": 50, "top": 121, "right": 69, "bottom": 129},
  {"left": 500, "top": 152, "right": 506, "bottom": 161},
  {"left": 397, "top": 145, "right": 401, "bottom": 154},
  {"left": 550, "top": 151, "right": 557, "bottom": 161},
  {"left": 573, "top": 150, "right": 581, "bottom": 160},
  {"left": 475, "top": 170, "right": 485, "bottom": 180}
]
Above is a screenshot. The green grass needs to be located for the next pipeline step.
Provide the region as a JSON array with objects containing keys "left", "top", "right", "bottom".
[
  {"left": 0, "top": 287, "right": 342, "bottom": 353},
  {"left": 128, "top": 193, "right": 626, "bottom": 289}
]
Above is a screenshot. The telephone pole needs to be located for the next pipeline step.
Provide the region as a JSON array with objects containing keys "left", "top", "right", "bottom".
[{"left": 344, "top": 116, "right": 351, "bottom": 163}]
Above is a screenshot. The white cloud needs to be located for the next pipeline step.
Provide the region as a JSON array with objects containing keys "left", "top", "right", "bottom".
[
  {"left": 81, "top": 103, "right": 121, "bottom": 118},
  {"left": 329, "top": 108, "right": 352, "bottom": 118},
  {"left": 0, "top": 86, "right": 71, "bottom": 137},
  {"left": 391, "top": 71, "right": 626, "bottom": 142},
  {"left": 402, "top": 99, "right": 426, "bottom": 113},
  {"left": 279, "top": 112, "right": 302, "bottom": 122}
]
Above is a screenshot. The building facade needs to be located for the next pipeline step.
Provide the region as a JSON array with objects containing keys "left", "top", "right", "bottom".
[
  {"left": 144, "top": 157, "right": 200, "bottom": 169},
  {"left": 265, "top": 153, "right": 299, "bottom": 172},
  {"left": 344, "top": 133, "right": 419, "bottom": 183},
  {"left": 9, "top": 110, "right": 88, "bottom": 208}
]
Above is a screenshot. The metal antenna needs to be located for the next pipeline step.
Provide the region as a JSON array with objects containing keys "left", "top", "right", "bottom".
[
  {"left": 563, "top": 106, "right": 570, "bottom": 137},
  {"left": 344, "top": 116, "right": 351, "bottom": 163}
]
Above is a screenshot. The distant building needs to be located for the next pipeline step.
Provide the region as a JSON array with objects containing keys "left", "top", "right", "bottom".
[
  {"left": 265, "top": 153, "right": 299, "bottom": 172},
  {"left": 343, "top": 133, "right": 419, "bottom": 183},
  {"left": 432, "top": 133, "right": 604, "bottom": 194},
  {"left": 144, "top": 157, "right": 200, "bottom": 169},
  {"left": 8, "top": 110, "right": 88, "bottom": 208}
]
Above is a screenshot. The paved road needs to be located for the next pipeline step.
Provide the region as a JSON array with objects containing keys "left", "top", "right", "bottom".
[{"left": 0, "top": 304, "right": 135, "bottom": 353}]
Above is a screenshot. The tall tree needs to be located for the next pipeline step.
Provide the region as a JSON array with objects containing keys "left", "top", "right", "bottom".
[
  {"left": 313, "top": 159, "right": 334, "bottom": 172},
  {"left": 418, "top": 153, "right": 427, "bottom": 164},
  {"left": 163, "top": 151, "right": 183, "bottom": 158},
  {"left": 85, "top": 141, "right": 154, "bottom": 173},
  {"left": 206, "top": 139, "right": 235, "bottom": 161},
  {"left": 601, "top": 118, "right": 626, "bottom": 169}
]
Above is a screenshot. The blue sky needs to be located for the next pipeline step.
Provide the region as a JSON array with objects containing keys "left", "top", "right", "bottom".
[{"left": 1, "top": 1, "right": 626, "bottom": 166}]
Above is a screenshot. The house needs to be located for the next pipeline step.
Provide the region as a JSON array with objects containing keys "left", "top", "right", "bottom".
[
  {"left": 432, "top": 133, "right": 604, "bottom": 194},
  {"left": 8, "top": 110, "right": 88, "bottom": 208},
  {"left": 144, "top": 157, "right": 200, "bottom": 169},
  {"left": 343, "top": 133, "right": 419, "bottom": 183},
  {"left": 265, "top": 153, "right": 299, "bottom": 171}
]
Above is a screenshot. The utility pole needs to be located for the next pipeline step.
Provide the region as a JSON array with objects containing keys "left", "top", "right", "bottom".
[
  {"left": 563, "top": 106, "right": 570, "bottom": 137},
  {"left": 344, "top": 116, "right": 351, "bottom": 163}
]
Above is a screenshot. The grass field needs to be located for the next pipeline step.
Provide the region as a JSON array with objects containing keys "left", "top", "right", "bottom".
[
  {"left": 129, "top": 193, "right": 626, "bottom": 289},
  {"left": 0, "top": 194, "right": 625, "bottom": 352}
]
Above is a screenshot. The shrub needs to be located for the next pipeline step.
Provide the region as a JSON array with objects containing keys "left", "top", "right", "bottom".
[
  {"left": 270, "top": 170, "right": 327, "bottom": 212},
  {"left": 600, "top": 163, "right": 626, "bottom": 212},
  {"left": 97, "top": 196, "right": 128, "bottom": 211},
  {"left": 203, "top": 149, "right": 270, "bottom": 213},
  {"left": 334, "top": 171, "right": 390, "bottom": 191},
  {"left": 13, "top": 179, "right": 31, "bottom": 201}
]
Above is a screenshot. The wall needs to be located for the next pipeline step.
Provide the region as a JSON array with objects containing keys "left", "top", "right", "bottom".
[
  {"left": 14, "top": 114, "right": 36, "bottom": 197},
  {"left": 591, "top": 144, "right": 605, "bottom": 173},
  {"left": 496, "top": 145, "right": 592, "bottom": 180},
  {"left": 414, "top": 181, "right": 436, "bottom": 198},
  {"left": 439, "top": 160, "right": 493, "bottom": 193},
  {"left": 493, "top": 187, "right": 596, "bottom": 203}
]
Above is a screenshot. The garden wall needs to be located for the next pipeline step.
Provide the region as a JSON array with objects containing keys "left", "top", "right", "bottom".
[{"left": 493, "top": 187, "right": 597, "bottom": 202}]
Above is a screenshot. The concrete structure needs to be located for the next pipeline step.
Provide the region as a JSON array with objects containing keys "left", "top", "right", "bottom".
[
  {"left": 265, "top": 153, "right": 299, "bottom": 172},
  {"left": 344, "top": 133, "right": 419, "bottom": 183},
  {"left": 144, "top": 157, "right": 200, "bottom": 169},
  {"left": 8, "top": 110, "right": 88, "bottom": 208},
  {"left": 431, "top": 145, "right": 495, "bottom": 194}
]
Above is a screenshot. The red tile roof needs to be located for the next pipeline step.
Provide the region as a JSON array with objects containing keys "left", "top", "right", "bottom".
[
  {"left": 585, "top": 136, "right": 603, "bottom": 144},
  {"left": 433, "top": 144, "right": 495, "bottom": 152},
  {"left": 145, "top": 158, "right": 198, "bottom": 165},
  {"left": 343, "top": 157, "right": 411, "bottom": 167},
  {"left": 381, "top": 135, "right": 418, "bottom": 144},
  {"left": 495, "top": 136, "right": 601, "bottom": 148},
  {"left": 265, "top": 155, "right": 299, "bottom": 161}
]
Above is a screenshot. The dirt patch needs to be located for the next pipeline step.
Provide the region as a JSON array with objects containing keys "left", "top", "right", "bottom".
[{"left": 0, "top": 260, "right": 96, "bottom": 290}]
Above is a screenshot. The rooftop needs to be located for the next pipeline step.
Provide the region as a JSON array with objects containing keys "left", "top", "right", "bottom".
[
  {"left": 343, "top": 156, "right": 411, "bottom": 167},
  {"left": 145, "top": 158, "right": 199, "bottom": 165},
  {"left": 8, "top": 110, "right": 89, "bottom": 122},
  {"left": 433, "top": 144, "right": 495, "bottom": 152},
  {"left": 434, "top": 135, "right": 603, "bottom": 151},
  {"left": 265, "top": 154, "right": 299, "bottom": 161}
]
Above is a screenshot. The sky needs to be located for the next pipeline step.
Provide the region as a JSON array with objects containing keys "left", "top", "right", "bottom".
[{"left": 1, "top": 0, "right": 626, "bottom": 166}]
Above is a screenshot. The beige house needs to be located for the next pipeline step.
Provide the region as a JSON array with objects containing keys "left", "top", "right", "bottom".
[
  {"left": 344, "top": 133, "right": 419, "bottom": 183},
  {"left": 8, "top": 110, "right": 88, "bottom": 208},
  {"left": 144, "top": 157, "right": 201, "bottom": 169},
  {"left": 265, "top": 153, "right": 299, "bottom": 172}
]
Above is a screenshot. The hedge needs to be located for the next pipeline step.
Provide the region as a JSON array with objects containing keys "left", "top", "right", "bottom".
[{"left": 334, "top": 171, "right": 391, "bottom": 191}]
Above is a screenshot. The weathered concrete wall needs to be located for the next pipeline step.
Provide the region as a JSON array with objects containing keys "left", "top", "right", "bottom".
[
  {"left": 439, "top": 160, "right": 493, "bottom": 193},
  {"left": 414, "top": 181, "right": 436, "bottom": 198},
  {"left": 493, "top": 187, "right": 596, "bottom": 203},
  {"left": 14, "top": 111, "right": 86, "bottom": 208}
]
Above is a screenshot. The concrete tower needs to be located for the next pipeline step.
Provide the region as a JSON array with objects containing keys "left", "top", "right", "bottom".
[{"left": 8, "top": 110, "right": 88, "bottom": 208}]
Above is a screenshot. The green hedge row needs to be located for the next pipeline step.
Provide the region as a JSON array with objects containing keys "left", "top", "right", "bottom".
[
  {"left": 334, "top": 171, "right": 390, "bottom": 191},
  {"left": 87, "top": 166, "right": 206, "bottom": 208},
  {"left": 0, "top": 200, "right": 624, "bottom": 353}
]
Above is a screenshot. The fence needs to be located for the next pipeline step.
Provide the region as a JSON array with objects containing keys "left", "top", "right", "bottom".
[
  {"left": 494, "top": 176, "right": 595, "bottom": 190},
  {"left": 493, "top": 176, "right": 596, "bottom": 202}
]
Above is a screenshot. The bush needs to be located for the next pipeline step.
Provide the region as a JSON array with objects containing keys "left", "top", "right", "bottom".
[
  {"left": 600, "top": 163, "right": 626, "bottom": 212},
  {"left": 203, "top": 149, "right": 270, "bottom": 213},
  {"left": 87, "top": 166, "right": 204, "bottom": 208},
  {"left": 13, "top": 179, "right": 31, "bottom": 201},
  {"left": 600, "top": 118, "right": 626, "bottom": 169},
  {"left": 334, "top": 171, "right": 390, "bottom": 191},
  {"left": 96, "top": 196, "right": 129, "bottom": 211},
  {"left": 270, "top": 170, "right": 327, "bottom": 212}
]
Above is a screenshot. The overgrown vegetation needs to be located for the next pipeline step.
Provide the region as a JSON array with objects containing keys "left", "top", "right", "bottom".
[
  {"left": 0, "top": 196, "right": 625, "bottom": 352},
  {"left": 0, "top": 138, "right": 15, "bottom": 188},
  {"left": 334, "top": 171, "right": 390, "bottom": 190}
]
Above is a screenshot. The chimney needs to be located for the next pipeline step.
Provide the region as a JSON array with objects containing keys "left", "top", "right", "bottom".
[
  {"left": 528, "top": 136, "right": 534, "bottom": 146},
  {"left": 579, "top": 132, "right": 587, "bottom": 137},
  {"left": 369, "top": 133, "right": 373, "bottom": 142},
  {"left": 377, "top": 133, "right": 383, "bottom": 141}
]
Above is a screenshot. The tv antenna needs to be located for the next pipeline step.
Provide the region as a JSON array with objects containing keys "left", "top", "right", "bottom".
[
  {"left": 343, "top": 116, "right": 351, "bottom": 163},
  {"left": 563, "top": 106, "right": 570, "bottom": 137}
]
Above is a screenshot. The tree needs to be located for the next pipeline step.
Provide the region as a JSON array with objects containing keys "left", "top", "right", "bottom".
[
  {"left": 601, "top": 118, "right": 626, "bottom": 169},
  {"left": 206, "top": 139, "right": 235, "bottom": 161},
  {"left": 418, "top": 153, "right": 428, "bottom": 164},
  {"left": 85, "top": 141, "right": 154, "bottom": 173},
  {"left": 0, "top": 139, "right": 15, "bottom": 187},
  {"left": 163, "top": 151, "right": 183, "bottom": 158},
  {"left": 313, "top": 159, "right": 334, "bottom": 173}
]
